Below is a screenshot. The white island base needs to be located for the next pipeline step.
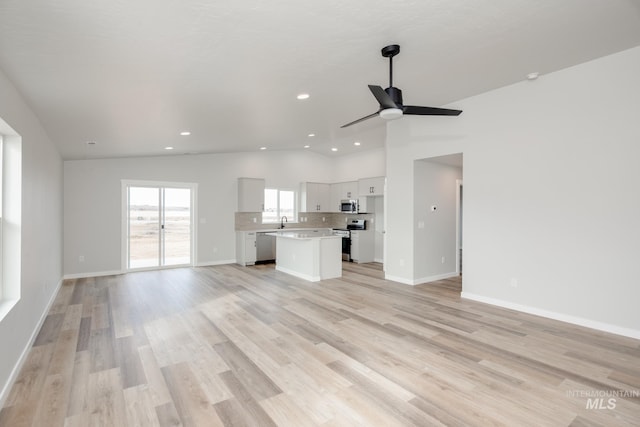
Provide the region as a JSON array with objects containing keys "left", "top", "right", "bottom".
[{"left": 269, "top": 231, "right": 342, "bottom": 282}]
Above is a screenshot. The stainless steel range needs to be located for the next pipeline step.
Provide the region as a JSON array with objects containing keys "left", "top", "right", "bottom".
[{"left": 333, "top": 219, "right": 366, "bottom": 262}]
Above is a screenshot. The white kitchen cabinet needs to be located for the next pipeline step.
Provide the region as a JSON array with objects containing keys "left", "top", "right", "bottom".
[
  {"left": 330, "top": 181, "right": 358, "bottom": 212},
  {"left": 350, "top": 230, "right": 374, "bottom": 263},
  {"left": 300, "top": 182, "right": 331, "bottom": 212},
  {"left": 237, "top": 177, "right": 265, "bottom": 212},
  {"left": 236, "top": 231, "right": 257, "bottom": 265},
  {"left": 357, "top": 196, "right": 369, "bottom": 213},
  {"left": 358, "top": 176, "right": 385, "bottom": 196}
]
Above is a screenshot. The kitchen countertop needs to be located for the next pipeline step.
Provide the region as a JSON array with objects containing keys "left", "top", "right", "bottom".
[
  {"left": 265, "top": 230, "right": 338, "bottom": 240},
  {"left": 241, "top": 227, "right": 334, "bottom": 233}
]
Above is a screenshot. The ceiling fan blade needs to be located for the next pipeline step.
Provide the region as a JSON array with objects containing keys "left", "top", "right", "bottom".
[
  {"left": 403, "top": 105, "right": 462, "bottom": 116},
  {"left": 368, "top": 85, "right": 398, "bottom": 109},
  {"left": 340, "top": 111, "right": 380, "bottom": 128}
]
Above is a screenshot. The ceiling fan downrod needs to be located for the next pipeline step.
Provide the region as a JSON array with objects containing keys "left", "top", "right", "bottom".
[{"left": 381, "top": 44, "right": 400, "bottom": 89}]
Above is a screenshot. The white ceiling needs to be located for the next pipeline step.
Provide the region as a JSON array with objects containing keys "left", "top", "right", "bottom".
[{"left": 1, "top": 0, "right": 639, "bottom": 160}]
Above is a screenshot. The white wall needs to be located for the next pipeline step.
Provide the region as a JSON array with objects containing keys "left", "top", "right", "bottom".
[
  {"left": 64, "top": 150, "right": 338, "bottom": 275},
  {"left": 414, "top": 160, "right": 462, "bottom": 283},
  {"left": 0, "top": 69, "right": 63, "bottom": 403},
  {"left": 332, "top": 146, "right": 386, "bottom": 182},
  {"left": 385, "top": 46, "right": 640, "bottom": 337}
]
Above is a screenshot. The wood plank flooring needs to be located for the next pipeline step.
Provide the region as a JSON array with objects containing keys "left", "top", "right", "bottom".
[{"left": 1, "top": 262, "right": 639, "bottom": 426}]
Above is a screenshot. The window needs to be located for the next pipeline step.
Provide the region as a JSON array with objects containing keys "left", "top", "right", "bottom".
[
  {"left": 262, "top": 188, "right": 296, "bottom": 223},
  {"left": 0, "top": 136, "right": 3, "bottom": 301},
  {"left": 0, "top": 124, "right": 22, "bottom": 322}
]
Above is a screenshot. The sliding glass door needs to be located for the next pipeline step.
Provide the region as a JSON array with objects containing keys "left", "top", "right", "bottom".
[{"left": 125, "top": 183, "right": 194, "bottom": 270}]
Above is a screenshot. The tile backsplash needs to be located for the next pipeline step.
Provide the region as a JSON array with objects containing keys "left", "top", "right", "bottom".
[{"left": 235, "top": 212, "right": 374, "bottom": 231}]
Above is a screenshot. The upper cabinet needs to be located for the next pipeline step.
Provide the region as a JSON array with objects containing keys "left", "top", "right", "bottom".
[
  {"left": 300, "top": 182, "right": 331, "bottom": 212},
  {"left": 237, "top": 177, "right": 265, "bottom": 212},
  {"left": 329, "top": 181, "right": 358, "bottom": 212},
  {"left": 358, "top": 176, "right": 386, "bottom": 196}
]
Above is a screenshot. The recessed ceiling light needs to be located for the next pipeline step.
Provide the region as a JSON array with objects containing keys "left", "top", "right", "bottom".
[
  {"left": 527, "top": 72, "right": 539, "bottom": 80},
  {"left": 354, "top": 141, "right": 361, "bottom": 146},
  {"left": 297, "top": 93, "right": 310, "bottom": 100},
  {"left": 165, "top": 146, "right": 174, "bottom": 150},
  {"left": 308, "top": 133, "right": 315, "bottom": 137},
  {"left": 180, "top": 131, "right": 191, "bottom": 136},
  {"left": 260, "top": 146, "right": 267, "bottom": 150},
  {"left": 331, "top": 147, "right": 338, "bottom": 152},
  {"left": 304, "top": 145, "right": 310, "bottom": 148}
]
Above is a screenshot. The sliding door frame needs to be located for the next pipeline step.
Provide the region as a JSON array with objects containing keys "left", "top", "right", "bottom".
[{"left": 121, "top": 179, "right": 198, "bottom": 272}]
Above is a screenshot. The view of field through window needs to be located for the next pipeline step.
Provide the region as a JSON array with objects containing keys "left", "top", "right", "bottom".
[{"left": 128, "top": 186, "right": 191, "bottom": 268}]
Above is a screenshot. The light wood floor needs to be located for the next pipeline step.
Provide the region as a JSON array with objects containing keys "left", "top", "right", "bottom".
[{"left": 1, "top": 263, "right": 639, "bottom": 426}]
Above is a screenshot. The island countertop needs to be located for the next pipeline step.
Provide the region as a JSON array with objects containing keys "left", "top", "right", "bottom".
[{"left": 265, "top": 230, "right": 338, "bottom": 240}]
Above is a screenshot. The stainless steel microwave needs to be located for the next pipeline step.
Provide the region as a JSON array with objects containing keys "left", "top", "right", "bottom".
[{"left": 340, "top": 199, "right": 358, "bottom": 213}]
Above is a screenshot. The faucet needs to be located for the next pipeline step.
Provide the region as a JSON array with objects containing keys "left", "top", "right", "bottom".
[{"left": 280, "top": 216, "right": 288, "bottom": 229}]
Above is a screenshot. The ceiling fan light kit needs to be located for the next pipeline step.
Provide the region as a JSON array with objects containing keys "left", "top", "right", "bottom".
[
  {"left": 379, "top": 108, "right": 403, "bottom": 120},
  {"left": 341, "top": 44, "right": 462, "bottom": 128}
]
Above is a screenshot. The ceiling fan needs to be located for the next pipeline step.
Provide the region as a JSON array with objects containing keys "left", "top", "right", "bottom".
[{"left": 341, "top": 44, "right": 462, "bottom": 128}]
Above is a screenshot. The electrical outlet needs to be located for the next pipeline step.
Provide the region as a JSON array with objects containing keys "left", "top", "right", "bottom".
[
  {"left": 510, "top": 278, "right": 518, "bottom": 288},
  {"left": 441, "top": 256, "right": 445, "bottom": 264},
  {"left": 79, "top": 255, "right": 85, "bottom": 262},
  {"left": 252, "top": 217, "right": 257, "bottom": 223}
]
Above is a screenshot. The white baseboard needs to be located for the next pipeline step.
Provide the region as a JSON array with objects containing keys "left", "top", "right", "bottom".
[
  {"left": 63, "top": 261, "right": 237, "bottom": 280},
  {"left": 196, "top": 259, "right": 236, "bottom": 267},
  {"left": 461, "top": 292, "right": 640, "bottom": 340},
  {"left": 414, "top": 272, "right": 459, "bottom": 285},
  {"left": 385, "top": 271, "right": 458, "bottom": 286},
  {"left": 0, "top": 277, "right": 63, "bottom": 408},
  {"left": 384, "top": 274, "right": 415, "bottom": 286},
  {"left": 63, "top": 270, "right": 123, "bottom": 280}
]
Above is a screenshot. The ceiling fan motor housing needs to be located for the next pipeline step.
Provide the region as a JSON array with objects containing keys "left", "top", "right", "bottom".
[{"left": 385, "top": 86, "right": 403, "bottom": 107}]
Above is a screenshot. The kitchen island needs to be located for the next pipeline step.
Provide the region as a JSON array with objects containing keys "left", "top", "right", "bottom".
[{"left": 266, "top": 230, "right": 342, "bottom": 282}]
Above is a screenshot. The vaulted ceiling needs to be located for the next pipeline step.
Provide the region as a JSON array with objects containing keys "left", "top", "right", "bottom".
[{"left": 1, "top": 0, "right": 639, "bottom": 160}]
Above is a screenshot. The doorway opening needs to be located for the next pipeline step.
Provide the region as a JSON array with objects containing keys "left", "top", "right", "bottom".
[{"left": 122, "top": 181, "right": 196, "bottom": 270}]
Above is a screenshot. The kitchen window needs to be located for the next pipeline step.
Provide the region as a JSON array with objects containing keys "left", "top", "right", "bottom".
[{"left": 263, "top": 188, "right": 296, "bottom": 223}]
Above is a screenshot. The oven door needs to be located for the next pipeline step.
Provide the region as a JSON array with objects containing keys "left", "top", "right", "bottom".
[{"left": 340, "top": 235, "right": 351, "bottom": 261}]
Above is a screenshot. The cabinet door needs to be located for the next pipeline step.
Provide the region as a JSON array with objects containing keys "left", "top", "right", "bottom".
[
  {"left": 245, "top": 232, "right": 257, "bottom": 264},
  {"left": 300, "top": 182, "right": 316, "bottom": 212},
  {"left": 350, "top": 232, "right": 359, "bottom": 261},
  {"left": 301, "top": 182, "right": 331, "bottom": 212},
  {"left": 370, "top": 177, "right": 385, "bottom": 196},
  {"left": 343, "top": 181, "right": 358, "bottom": 199},
  {"left": 316, "top": 183, "right": 330, "bottom": 212},
  {"left": 358, "top": 177, "right": 385, "bottom": 196},
  {"left": 330, "top": 183, "right": 343, "bottom": 212},
  {"left": 237, "top": 178, "right": 265, "bottom": 212}
]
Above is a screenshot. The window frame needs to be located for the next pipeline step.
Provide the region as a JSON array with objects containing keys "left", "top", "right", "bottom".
[{"left": 262, "top": 187, "right": 297, "bottom": 223}]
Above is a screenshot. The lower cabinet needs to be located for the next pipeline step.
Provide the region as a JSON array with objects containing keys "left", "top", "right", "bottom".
[
  {"left": 350, "top": 230, "right": 374, "bottom": 263},
  {"left": 236, "top": 231, "right": 257, "bottom": 266}
]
